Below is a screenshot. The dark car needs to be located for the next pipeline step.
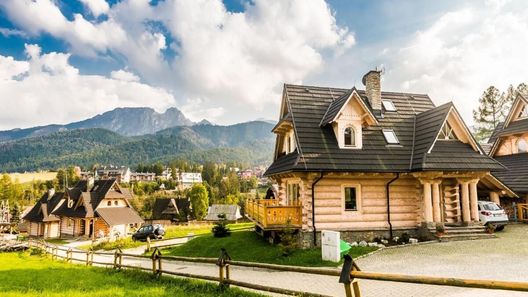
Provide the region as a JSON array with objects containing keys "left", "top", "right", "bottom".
[{"left": 132, "top": 224, "right": 165, "bottom": 241}]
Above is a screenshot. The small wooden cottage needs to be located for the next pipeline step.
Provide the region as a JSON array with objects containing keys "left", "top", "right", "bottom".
[
  {"left": 23, "top": 189, "right": 63, "bottom": 238},
  {"left": 247, "top": 70, "right": 513, "bottom": 247},
  {"left": 150, "top": 197, "right": 191, "bottom": 224},
  {"left": 487, "top": 93, "right": 528, "bottom": 202},
  {"left": 50, "top": 179, "right": 143, "bottom": 239},
  {"left": 205, "top": 204, "right": 242, "bottom": 221}
]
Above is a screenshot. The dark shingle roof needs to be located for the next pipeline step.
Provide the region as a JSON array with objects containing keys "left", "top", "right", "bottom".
[
  {"left": 488, "top": 122, "right": 505, "bottom": 144},
  {"left": 151, "top": 198, "right": 191, "bottom": 220},
  {"left": 265, "top": 84, "right": 504, "bottom": 175},
  {"left": 23, "top": 191, "right": 64, "bottom": 222},
  {"left": 498, "top": 118, "right": 528, "bottom": 137},
  {"left": 53, "top": 179, "right": 128, "bottom": 218},
  {"left": 492, "top": 153, "right": 528, "bottom": 194}
]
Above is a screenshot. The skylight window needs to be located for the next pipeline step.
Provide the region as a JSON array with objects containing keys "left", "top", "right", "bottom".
[
  {"left": 382, "top": 100, "right": 397, "bottom": 112},
  {"left": 382, "top": 129, "right": 399, "bottom": 144}
]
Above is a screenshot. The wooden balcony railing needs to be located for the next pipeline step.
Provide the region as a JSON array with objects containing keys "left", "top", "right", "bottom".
[{"left": 245, "top": 199, "right": 302, "bottom": 230}]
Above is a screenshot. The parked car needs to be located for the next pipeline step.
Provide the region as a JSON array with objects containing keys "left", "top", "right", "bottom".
[
  {"left": 132, "top": 224, "right": 165, "bottom": 241},
  {"left": 478, "top": 201, "right": 508, "bottom": 231}
]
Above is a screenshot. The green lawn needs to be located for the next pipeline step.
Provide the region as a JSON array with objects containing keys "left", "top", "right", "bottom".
[
  {"left": 44, "top": 238, "right": 70, "bottom": 245},
  {"left": 0, "top": 252, "right": 262, "bottom": 297},
  {"left": 81, "top": 222, "right": 255, "bottom": 251},
  {"left": 164, "top": 222, "right": 255, "bottom": 238},
  {"left": 162, "top": 231, "right": 377, "bottom": 267}
]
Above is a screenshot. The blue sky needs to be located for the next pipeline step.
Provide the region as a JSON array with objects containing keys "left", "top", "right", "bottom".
[{"left": 0, "top": 0, "right": 527, "bottom": 130}]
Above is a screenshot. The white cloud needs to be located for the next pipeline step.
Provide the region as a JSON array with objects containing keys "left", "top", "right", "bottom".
[
  {"left": 0, "top": 45, "right": 175, "bottom": 130},
  {"left": 383, "top": 1, "right": 528, "bottom": 124},
  {"left": 0, "top": 0, "right": 354, "bottom": 125},
  {"left": 110, "top": 69, "right": 140, "bottom": 82},
  {"left": 79, "top": 0, "right": 110, "bottom": 17}
]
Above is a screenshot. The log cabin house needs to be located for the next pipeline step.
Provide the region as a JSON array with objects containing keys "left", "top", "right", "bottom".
[
  {"left": 24, "top": 189, "right": 63, "bottom": 238},
  {"left": 246, "top": 70, "right": 516, "bottom": 247},
  {"left": 24, "top": 178, "right": 143, "bottom": 239},
  {"left": 487, "top": 93, "right": 528, "bottom": 203}
]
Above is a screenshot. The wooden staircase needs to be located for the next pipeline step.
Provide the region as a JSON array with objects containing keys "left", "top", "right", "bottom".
[
  {"left": 443, "top": 186, "right": 461, "bottom": 224},
  {"left": 429, "top": 225, "right": 495, "bottom": 242}
]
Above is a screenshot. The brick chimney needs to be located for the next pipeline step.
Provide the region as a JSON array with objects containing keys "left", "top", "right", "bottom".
[{"left": 362, "top": 69, "right": 382, "bottom": 111}]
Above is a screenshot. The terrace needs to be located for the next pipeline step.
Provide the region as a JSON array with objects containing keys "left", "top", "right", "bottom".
[{"left": 245, "top": 199, "right": 302, "bottom": 230}]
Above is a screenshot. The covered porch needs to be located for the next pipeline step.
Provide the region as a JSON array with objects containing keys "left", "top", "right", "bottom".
[{"left": 245, "top": 199, "right": 302, "bottom": 230}]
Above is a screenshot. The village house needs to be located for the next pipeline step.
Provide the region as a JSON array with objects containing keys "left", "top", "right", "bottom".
[
  {"left": 487, "top": 93, "right": 528, "bottom": 203},
  {"left": 130, "top": 172, "right": 156, "bottom": 182},
  {"left": 23, "top": 189, "right": 63, "bottom": 238},
  {"left": 246, "top": 70, "right": 514, "bottom": 247},
  {"left": 149, "top": 197, "right": 191, "bottom": 225},
  {"left": 95, "top": 166, "right": 131, "bottom": 183},
  {"left": 25, "top": 179, "right": 144, "bottom": 239},
  {"left": 179, "top": 172, "right": 203, "bottom": 189}
]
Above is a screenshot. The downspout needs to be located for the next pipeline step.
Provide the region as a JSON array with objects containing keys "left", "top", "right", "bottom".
[
  {"left": 311, "top": 172, "right": 324, "bottom": 246},
  {"left": 386, "top": 173, "right": 400, "bottom": 240}
]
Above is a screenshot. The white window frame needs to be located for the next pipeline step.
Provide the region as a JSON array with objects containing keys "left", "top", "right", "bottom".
[
  {"left": 343, "top": 126, "right": 356, "bottom": 147},
  {"left": 341, "top": 184, "right": 362, "bottom": 213},
  {"left": 382, "top": 100, "right": 397, "bottom": 112},
  {"left": 382, "top": 129, "right": 400, "bottom": 144}
]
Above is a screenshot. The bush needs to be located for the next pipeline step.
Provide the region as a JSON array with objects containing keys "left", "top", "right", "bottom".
[
  {"left": 398, "top": 232, "right": 410, "bottom": 244},
  {"left": 211, "top": 213, "right": 231, "bottom": 238},
  {"left": 278, "top": 222, "right": 298, "bottom": 256}
]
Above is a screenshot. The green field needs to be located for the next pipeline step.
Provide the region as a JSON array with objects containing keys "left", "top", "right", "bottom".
[
  {"left": 0, "top": 251, "right": 262, "bottom": 297},
  {"left": 162, "top": 231, "right": 377, "bottom": 267},
  {"left": 82, "top": 222, "right": 255, "bottom": 251}
]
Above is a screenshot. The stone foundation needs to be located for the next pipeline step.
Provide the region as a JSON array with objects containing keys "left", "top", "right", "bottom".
[{"left": 298, "top": 228, "right": 421, "bottom": 249}]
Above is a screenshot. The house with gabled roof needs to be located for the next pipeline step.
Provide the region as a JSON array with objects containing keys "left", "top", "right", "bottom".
[
  {"left": 487, "top": 93, "right": 528, "bottom": 202},
  {"left": 246, "top": 69, "right": 513, "bottom": 247},
  {"left": 52, "top": 178, "right": 143, "bottom": 239},
  {"left": 23, "top": 189, "right": 64, "bottom": 238}
]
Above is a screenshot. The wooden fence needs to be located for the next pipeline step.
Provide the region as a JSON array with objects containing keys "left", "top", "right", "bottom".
[{"left": 26, "top": 239, "right": 528, "bottom": 297}]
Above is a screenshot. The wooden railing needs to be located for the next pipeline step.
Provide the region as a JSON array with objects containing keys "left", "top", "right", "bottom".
[
  {"left": 245, "top": 199, "right": 302, "bottom": 229},
  {"left": 23, "top": 239, "right": 528, "bottom": 297}
]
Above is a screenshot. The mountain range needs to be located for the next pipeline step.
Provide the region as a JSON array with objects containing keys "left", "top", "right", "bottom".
[
  {"left": 0, "top": 107, "right": 195, "bottom": 142},
  {"left": 0, "top": 107, "right": 276, "bottom": 172}
]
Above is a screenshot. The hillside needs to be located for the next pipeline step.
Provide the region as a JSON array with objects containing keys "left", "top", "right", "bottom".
[
  {"left": 0, "top": 121, "right": 275, "bottom": 171},
  {"left": 0, "top": 107, "right": 194, "bottom": 142}
]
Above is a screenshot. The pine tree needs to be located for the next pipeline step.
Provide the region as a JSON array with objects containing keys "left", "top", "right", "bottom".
[{"left": 473, "top": 86, "right": 510, "bottom": 141}]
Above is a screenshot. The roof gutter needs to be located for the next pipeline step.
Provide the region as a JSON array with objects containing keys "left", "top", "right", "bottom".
[
  {"left": 386, "top": 173, "right": 400, "bottom": 240},
  {"left": 311, "top": 172, "right": 325, "bottom": 247}
]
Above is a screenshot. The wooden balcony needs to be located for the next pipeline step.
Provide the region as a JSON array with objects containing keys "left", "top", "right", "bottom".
[{"left": 245, "top": 199, "right": 302, "bottom": 230}]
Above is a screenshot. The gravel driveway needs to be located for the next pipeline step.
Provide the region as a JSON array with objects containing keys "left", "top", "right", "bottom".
[{"left": 356, "top": 223, "right": 528, "bottom": 296}]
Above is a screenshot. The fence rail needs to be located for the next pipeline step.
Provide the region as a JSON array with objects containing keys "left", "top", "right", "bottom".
[{"left": 24, "top": 239, "right": 528, "bottom": 297}]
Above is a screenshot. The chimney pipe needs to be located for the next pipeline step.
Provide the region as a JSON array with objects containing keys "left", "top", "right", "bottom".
[{"left": 362, "top": 69, "right": 382, "bottom": 111}]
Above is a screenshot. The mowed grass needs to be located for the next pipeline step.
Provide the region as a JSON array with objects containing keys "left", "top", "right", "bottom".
[
  {"left": 162, "top": 231, "right": 377, "bottom": 267},
  {"left": 82, "top": 222, "right": 255, "bottom": 251},
  {"left": 0, "top": 252, "right": 263, "bottom": 297},
  {"left": 164, "top": 222, "right": 255, "bottom": 238}
]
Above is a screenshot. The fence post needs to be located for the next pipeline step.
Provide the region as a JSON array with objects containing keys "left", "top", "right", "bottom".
[
  {"left": 339, "top": 255, "right": 362, "bottom": 297},
  {"left": 146, "top": 236, "right": 151, "bottom": 253},
  {"left": 67, "top": 248, "right": 73, "bottom": 263},
  {"left": 117, "top": 248, "right": 122, "bottom": 270},
  {"left": 113, "top": 250, "right": 118, "bottom": 269},
  {"left": 216, "top": 248, "right": 232, "bottom": 288},
  {"left": 151, "top": 248, "right": 162, "bottom": 277}
]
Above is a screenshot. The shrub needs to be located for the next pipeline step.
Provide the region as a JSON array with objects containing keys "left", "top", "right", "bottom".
[
  {"left": 278, "top": 222, "right": 298, "bottom": 256},
  {"left": 398, "top": 232, "right": 410, "bottom": 244},
  {"left": 212, "top": 213, "right": 231, "bottom": 238}
]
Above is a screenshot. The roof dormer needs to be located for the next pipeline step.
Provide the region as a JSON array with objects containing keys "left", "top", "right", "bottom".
[{"left": 321, "top": 89, "right": 378, "bottom": 149}]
